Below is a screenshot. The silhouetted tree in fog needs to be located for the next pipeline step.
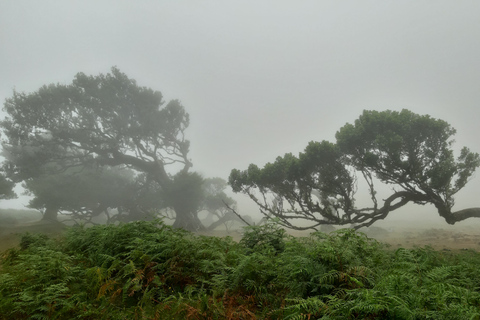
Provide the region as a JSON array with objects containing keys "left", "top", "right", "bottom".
[
  {"left": 1, "top": 67, "right": 207, "bottom": 230},
  {"left": 23, "top": 166, "right": 145, "bottom": 223}
]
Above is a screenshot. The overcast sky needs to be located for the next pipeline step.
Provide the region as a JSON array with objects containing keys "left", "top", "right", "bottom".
[{"left": 1, "top": 1, "right": 480, "bottom": 224}]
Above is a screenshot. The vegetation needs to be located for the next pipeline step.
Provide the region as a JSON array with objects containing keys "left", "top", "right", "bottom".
[
  {"left": 22, "top": 166, "right": 146, "bottom": 224},
  {"left": 0, "top": 173, "right": 16, "bottom": 202},
  {"left": 230, "top": 109, "right": 480, "bottom": 230},
  {"left": 3, "top": 69, "right": 480, "bottom": 319},
  {"left": 1, "top": 68, "right": 238, "bottom": 230},
  {"left": 2, "top": 220, "right": 480, "bottom": 319},
  {"left": 1, "top": 67, "right": 195, "bottom": 226},
  {"left": 4, "top": 69, "right": 480, "bottom": 232}
]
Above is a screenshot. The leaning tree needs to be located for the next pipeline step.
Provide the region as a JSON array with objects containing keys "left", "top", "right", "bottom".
[
  {"left": 1, "top": 67, "right": 206, "bottom": 230},
  {"left": 229, "top": 109, "right": 480, "bottom": 230}
]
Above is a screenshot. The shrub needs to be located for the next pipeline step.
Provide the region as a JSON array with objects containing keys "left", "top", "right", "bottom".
[{"left": 240, "top": 220, "right": 288, "bottom": 254}]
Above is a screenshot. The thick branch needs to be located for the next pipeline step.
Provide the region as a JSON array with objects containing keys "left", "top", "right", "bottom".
[
  {"left": 222, "top": 200, "right": 252, "bottom": 227},
  {"left": 96, "top": 150, "right": 170, "bottom": 188},
  {"left": 444, "top": 207, "right": 480, "bottom": 224}
]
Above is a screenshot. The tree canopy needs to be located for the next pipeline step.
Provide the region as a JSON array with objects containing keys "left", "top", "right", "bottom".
[
  {"left": 229, "top": 109, "right": 480, "bottom": 230},
  {"left": 0, "top": 172, "right": 16, "bottom": 201}
]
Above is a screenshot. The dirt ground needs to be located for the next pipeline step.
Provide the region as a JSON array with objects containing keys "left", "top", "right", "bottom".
[
  {"left": 2, "top": 218, "right": 480, "bottom": 253},
  {"left": 353, "top": 219, "right": 480, "bottom": 251},
  {"left": 196, "top": 219, "right": 480, "bottom": 251}
]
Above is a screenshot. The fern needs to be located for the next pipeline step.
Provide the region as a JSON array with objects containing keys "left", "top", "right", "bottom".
[
  {"left": 3, "top": 219, "right": 480, "bottom": 318},
  {"left": 280, "top": 297, "right": 327, "bottom": 319}
]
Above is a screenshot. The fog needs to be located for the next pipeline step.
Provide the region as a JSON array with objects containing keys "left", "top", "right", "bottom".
[{"left": 1, "top": 1, "right": 480, "bottom": 226}]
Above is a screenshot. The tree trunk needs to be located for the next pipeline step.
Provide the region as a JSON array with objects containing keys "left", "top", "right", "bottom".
[
  {"left": 206, "top": 215, "right": 230, "bottom": 231},
  {"left": 206, "top": 213, "right": 249, "bottom": 231},
  {"left": 172, "top": 206, "right": 205, "bottom": 231},
  {"left": 42, "top": 205, "right": 58, "bottom": 222}
]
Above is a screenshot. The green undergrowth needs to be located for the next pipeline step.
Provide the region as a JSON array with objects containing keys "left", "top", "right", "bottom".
[{"left": 1, "top": 220, "right": 480, "bottom": 319}]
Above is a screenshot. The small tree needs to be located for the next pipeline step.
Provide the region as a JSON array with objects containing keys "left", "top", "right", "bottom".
[
  {"left": 229, "top": 109, "right": 480, "bottom": 230},
  {"left": 23, "top": 166, "right": 143, "bottom": 223}
]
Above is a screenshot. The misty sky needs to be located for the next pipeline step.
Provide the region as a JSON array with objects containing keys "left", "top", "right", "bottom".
[{"left": 1, "top": 1, "right": 480, "bottom": 223}]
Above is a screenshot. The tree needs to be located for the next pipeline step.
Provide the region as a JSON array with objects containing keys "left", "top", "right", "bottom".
[
  {"left": 1, "top": 67, "right": 205, "bottom": 230},
  {"left": 229, "top": 109, "right": 480, "bottom": 230},
  {"left": 164, "top": 171, "right": 206, "bottom": 230},
  {"left": 23, "top": 166, "right": 147, "bottom": 223},
  {"left": 200, "top": 177, "right": 244, "bottom": 231},
  {"left": 160, "top": 175, "right": 242, "bottom": 231}
]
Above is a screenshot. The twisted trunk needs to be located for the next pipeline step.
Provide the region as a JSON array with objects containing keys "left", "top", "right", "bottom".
[
  {"left": 171, "top": 205, "right": 205, "bottom": 231},
  {"left": 42, "top": 205, "right": 58, "bottom": 222},
  {"left": 100, "top": 151, "right": 204, "bottom": 230},
  {"left": 441, "top": 207, "right": 480, "bottom": 224}
]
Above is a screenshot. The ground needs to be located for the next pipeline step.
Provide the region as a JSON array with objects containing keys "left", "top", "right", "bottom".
[
  {"left": 186, "top": 219, "right": 480, "bottom": 251},
  {"left": 2, "top": 210, "right": 480, "bottom": 252}
]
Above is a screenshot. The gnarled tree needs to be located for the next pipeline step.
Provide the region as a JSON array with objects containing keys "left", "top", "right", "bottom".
[
  {"left": 1, "top": 67, "right": 205, "bottom": 230},
  {"left": 229, "top": 109, "right": 480, "bottom": 230}
]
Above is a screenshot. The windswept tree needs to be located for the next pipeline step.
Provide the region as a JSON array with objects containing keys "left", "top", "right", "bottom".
[
  {"left": 229, "top": 109, "right": 480, "bottom": 230},
  {"left": 1, "top": 67, "right": 206, "bottom": 230}
]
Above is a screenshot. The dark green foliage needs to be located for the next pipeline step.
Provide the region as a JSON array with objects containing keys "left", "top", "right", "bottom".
[
  {"left": 0, "top": 173, "right": 16, "bottom": 201},
  {"left": 240, "top": 220, "right": 288, "bottom": 254},
  {"left": 230, "top": 109, "right": 480, "bottom": 229},
  {"left": 19, "top": 232, "right": 49, "bottom": 250},
  {"left": 2, "top": 220, "right": 480, "bottom": 319}
]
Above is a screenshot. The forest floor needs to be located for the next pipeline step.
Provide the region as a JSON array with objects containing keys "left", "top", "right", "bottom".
[
  {"left": 2, "top": 213, "right": 480, "bottom": 253},
  {"left": 195, "top": 219, "right": 480, "bottom": 251}
]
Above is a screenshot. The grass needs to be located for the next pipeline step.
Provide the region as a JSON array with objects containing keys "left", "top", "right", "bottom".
[
  {"left": 0, "top": 217, "right": 66, "bottom": 253},
  {"left": 1, "top": 219, "right": 480, "bottom": 319}
]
